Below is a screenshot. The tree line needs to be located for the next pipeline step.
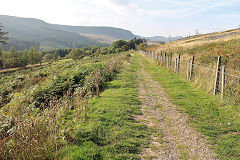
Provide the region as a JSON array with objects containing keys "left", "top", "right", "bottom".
[
  {"left": 0, "top": 39, "right": 147, "bottom": 69},
  {"left": 0, "top": 47, "right": 42, "bottom": 69},
  {"left": 0, "top": 23, "right": 147, "bottom": 69}
]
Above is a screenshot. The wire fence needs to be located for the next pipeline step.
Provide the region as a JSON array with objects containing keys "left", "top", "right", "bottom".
[{"left": 141, "top": 51, "right": 240, "bottom": 105}]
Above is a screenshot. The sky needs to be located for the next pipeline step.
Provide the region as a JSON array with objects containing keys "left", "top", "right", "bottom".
[{"left": 1, "top": 0, "right": 240, "bottom": 37}]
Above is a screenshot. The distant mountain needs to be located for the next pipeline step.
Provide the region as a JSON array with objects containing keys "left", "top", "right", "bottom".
[
  {"left": 144, "top": 36, "right": 183, "bottom": 42},
  {"left": 54, "top": 25, "right": 135, "bottom": 43},
  {"left": 0, "top": 15, "right": 182, "bottom": 51},
  {"left": 0, "top": 15, "right": 136, "bottom": 50}
]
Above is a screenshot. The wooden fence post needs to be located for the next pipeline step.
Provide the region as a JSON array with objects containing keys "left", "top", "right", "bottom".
[
  {"left": 168, "top": 57, "right": 170, "bottom": 68},
  {"left": 221, "top": 66, "right": 225, "bottom": 100},
  {"left": 166, "top": 56, "right": 169, "bottom": 68},
  {"left": 164, "top": 52, "right": 166, "bottom": 64},
  {"left": 177, "top": 54, "right": 181, "bottom": 73},
  {"left": 214, "top": 56, "right": 222, "bottom": 95},
  {"left": 175, "top": 58, "right": 178, "bottom": 73},
  {"left": 170, "top": 53, "right": 173, "bottom": 66},
  {"left": 189, "top": 55, "right": 195, "bottom": 81}
]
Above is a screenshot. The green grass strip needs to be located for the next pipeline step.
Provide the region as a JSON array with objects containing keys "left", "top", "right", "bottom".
[
  {"left": 138, "top": 53, "right": 240, "bottom": 160},
  {"left": 60, "top": 55, "right": 149, "bottom": 160}
]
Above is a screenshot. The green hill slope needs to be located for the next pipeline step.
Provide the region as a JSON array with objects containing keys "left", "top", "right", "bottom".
[{"left": 0, "top": 15, "right": 136, "bottom": 50}]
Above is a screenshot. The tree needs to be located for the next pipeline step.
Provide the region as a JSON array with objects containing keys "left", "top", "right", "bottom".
[
  {"left": 28, "top": 47, "right": 42, "bottom": 65},
  {"left": 130, "top": 38, "right": 147, "bottom": 45},
  {"left": 137, "top": 43, "right": 147, "bottom": 51},
  {"left": 68, "top": 48, "right": 83, "bottom": 60},
  {"left": 0, "top": 23, "right": 8, "bottom": 45},
  {"left": 120, "top": 45, "right": 129, "bottom": 52},
  {"left": 53, "top": 50, "right": 59, "bottom": 62},
  {"left": 43, "top": 54, "right": 53, "bottom": 62},
  {"left": 127, "top": 41, "right": 136, "bottom": 50},
  {"left": 130, "top": 38, "right": 147, "bottom": 50},
  {"left": 2, "top": 46, "right": 18, "bottom": 68},
  {"left": 111, "top": 40, "right": 133, "bottom": 52},
  {"left": 19, "top": 50, "right": 28, "bottom": 67},
  {"left": 1, "top": 47, "right": 28, "bottom": 69}
]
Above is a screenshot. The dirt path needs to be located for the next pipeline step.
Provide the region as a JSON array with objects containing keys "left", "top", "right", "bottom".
[{"left": 136, "top": 58, "right": 218, "bottom": 160}]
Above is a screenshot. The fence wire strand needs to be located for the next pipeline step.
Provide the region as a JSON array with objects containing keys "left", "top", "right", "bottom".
[{"left": 142, "top": 51, "right": 240, "bottom": 105}]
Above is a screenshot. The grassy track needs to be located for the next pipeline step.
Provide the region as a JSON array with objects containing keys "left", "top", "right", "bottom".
[
  {"left": 138, "top": 53, "right": 240, "bottom": 160},
  {"left": 60, "top": 55, "right": 149, "bottom": 159}
]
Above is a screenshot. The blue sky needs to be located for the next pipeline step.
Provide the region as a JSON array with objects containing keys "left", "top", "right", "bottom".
[{"left": 1, "top": 0, "right": 240, "bottom": 37}]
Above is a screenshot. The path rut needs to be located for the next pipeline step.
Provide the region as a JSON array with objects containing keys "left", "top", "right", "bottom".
[{"left": 136, "top": 58, "right": 218, "bottom": 160}]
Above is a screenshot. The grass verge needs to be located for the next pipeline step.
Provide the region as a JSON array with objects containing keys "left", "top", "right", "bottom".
[
  {"left": 60, "top": 55, "right": 149, "bottom": 159},
  {"left": 138, "top": 53, "right": 240, "bottom": 160}
]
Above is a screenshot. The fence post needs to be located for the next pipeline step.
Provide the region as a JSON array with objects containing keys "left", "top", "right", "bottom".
[
  {"left": 175, "top": 58, "right": 178, "bottom": 73},
  {"left": 214, "top": 56, "right": 222, "bottom": 95},
  {"left": 221, "top": 66, "right": 225, "bottom": 100},
  {"left": 168, "top": 57, "right": 171, "bottom": 68},
  {"left": 166, "top": 56, "right": 169, "bottom": 68},
  {"left": 164, "top": 52, "right": 166, "bottom": 64},
  {"left": 189, "top": 55, "right": 195, "bottom": 81},
  {"left": 177, "top": 54, "right": 181, "bottom": 73},
  {"left": 170, "top": 53, "right": 173, "bottom": 66}
]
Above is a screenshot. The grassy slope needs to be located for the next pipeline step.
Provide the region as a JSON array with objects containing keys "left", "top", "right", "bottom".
[
  {"left": 148, "top": 29, "right": 240, "bottom": 70},
  {"left": 60, "top": 55, "right": 149, "bottom": 160},
  {"left": 138, "top": 53, "right": 240, "bottom": 160}
]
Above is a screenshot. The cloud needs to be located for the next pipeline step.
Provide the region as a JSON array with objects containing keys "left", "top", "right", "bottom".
[
  {"left": 109, "top": 0, "right": 130, "bottom": 6},
  {"left": 1, "top": 0, "right": 240, "bottom": 36}
]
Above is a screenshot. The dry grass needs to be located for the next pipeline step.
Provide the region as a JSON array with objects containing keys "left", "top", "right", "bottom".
[
  {"left": 147, "top": 29, "right": 240, "bottom": 70},
  {"left": 146, "top": 29, "right": 240, "bottom": 101}
]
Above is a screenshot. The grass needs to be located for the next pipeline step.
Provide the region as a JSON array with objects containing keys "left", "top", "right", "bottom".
[
  {"left": 0, "top": 52, "right": 143, "bottom": 159},
  {"left": 138, "top": 53, "right": 240, "bottom": 160},
  {"left": 147, "top": 28, "right": 240, "bottom": 71},
  {"left": 59, "top": 55, "right": 150, "bottom": 159},
  {"left": 176, "top": 144, "right": 190, "bottom": 160}
]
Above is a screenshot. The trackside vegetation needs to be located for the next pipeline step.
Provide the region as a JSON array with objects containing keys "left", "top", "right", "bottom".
[
  {"left": 138, "top": 53, "right": 240, "bottom": 160},
  {"left": 0, "top": 52, "right": 150, "bottom": 160},
  {"left": 0, "top": 52, "right": 124, "bottom": 158},
  {"left": 59, "top": 53, "right": 149, "bottom": 159}
]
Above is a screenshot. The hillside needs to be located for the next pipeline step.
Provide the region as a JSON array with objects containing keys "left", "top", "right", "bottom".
[
  {"left": 0, "top": 15, "right": 183, "bottom": 51},
  {"left": 54, "top": 25, "right": 136, "bottom": 43},
  {"left": 0, "top": 15, "right": 136, "bottom": 50},
  {"left": 148, "top": 28, "right": 240, "bottom": 70}
]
